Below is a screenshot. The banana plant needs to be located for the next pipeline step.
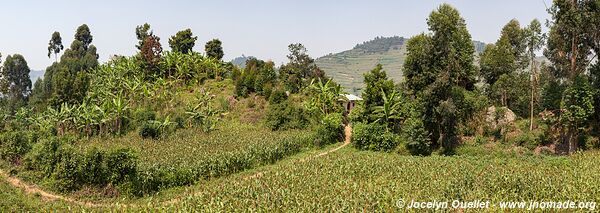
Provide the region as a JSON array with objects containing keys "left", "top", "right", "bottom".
[{"left": 373, "top": 90, "right": 403, "bottom": 130}]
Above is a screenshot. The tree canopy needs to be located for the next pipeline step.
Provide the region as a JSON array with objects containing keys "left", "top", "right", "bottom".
[{"left": 169, "top": 29, "right": 197, "bottom": 54}]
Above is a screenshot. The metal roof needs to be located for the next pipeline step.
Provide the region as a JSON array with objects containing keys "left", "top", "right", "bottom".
[{"left": 344, "top": 94, "right": 363, "bottom": 101}]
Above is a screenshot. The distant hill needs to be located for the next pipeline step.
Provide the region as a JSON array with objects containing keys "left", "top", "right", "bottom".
[
  {"left": 230, "top": 55, "right": 254, "bottom": 69},
  {"left": 316, "top": 36, "right": 487, "bottom": 94}
]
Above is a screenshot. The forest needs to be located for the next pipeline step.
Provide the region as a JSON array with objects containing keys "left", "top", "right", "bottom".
[{"left": 0, "top": 0, "right": 599, "bottom": 211}]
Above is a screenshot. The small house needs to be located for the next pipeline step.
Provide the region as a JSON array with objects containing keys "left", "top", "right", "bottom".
[{"left": 344, "top": 94, "right": 363, "bottom": 111}]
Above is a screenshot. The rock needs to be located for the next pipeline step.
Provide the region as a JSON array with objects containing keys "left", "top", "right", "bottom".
[{"left": 485, "top": 106, "right": 516, "bottom": 130}]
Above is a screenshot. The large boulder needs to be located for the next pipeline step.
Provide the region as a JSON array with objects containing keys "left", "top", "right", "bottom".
[{"left": 485, "top": 106, "right": 516, "bottom": 130}]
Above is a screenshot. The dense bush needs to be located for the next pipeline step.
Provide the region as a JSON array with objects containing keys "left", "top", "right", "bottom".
[
  {"left": 105, "top": 149, "right": 138, "bottom": 184},
  {"left": 313, "top": 113, "right": 344, "bottom": 146},
  {"left": 131, "top": 108, "right": 157, "bottom": 129},
  {"left": 265, "top": 102, "right": 308, "bottom": 131},
  {"left": 352, "top": 122, "right": 398, "bottom": 152},
  {"left": 23, "top": 137, "right": 138, "bottom": 192},
  {"left": 0, "top": 131, "right": 38, "bottom": 162},
  {"left": 402, "top": 116, "right": 432, "bottom": 156},
  {"left": 139, "top": 121, "right": 161, "bottom": 139},
  {"left": 268, "top": 89, "right": 288, "bottom": 104}
]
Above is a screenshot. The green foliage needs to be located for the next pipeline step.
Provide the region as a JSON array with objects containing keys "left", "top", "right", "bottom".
[
  {"left": 304, "top": 78, "right": 346, "bottom": 116},
  {"left": 105, "top": 149, "right": 138, "bottom": 184},
  {"left": 545, "top": 0, "right": 598, "bottom": 79},
  {"left": 168, "top": 29, "right": 197, "bottom": 54},
  {"left": 347, "top": 101, "right": 366, "bottom": 124},
  {"left": 372, "top": 89, "right": 403, "bottom": 131},
  {"left": 401, "top": 108, "right": 432, "bottom": 156},
  {"left": 74, "top": 24, "right": 93, "bottom": 49},
  {"left": 361, "top": 64, "right": 394, "bottom": 122},
  {"left": 0, "top": 54, "right": 32, "bottom": 111},
  {"left": 561, "top": 75, "right": 595, "bottom": 129},
  {"left": 313, "top": 113, "right": 344, "bottom": 146},
  {"left": 23, "top": 136, "right": 138, "bottom": 192},
  {"left": 184, "top": 91, "right": 220, "bottom": 132},
  {"left": 47, "top": 31, "right": 64, "bottom": 61},
  {"left": 33, "top": 24, "right": 99, "bottom": 107},
  {"left": 265, "top": 101, "right": 308, "bottom": 131},
  {"left": 205, "top": 39, "right": 224, "bottom": 60},
  {"left": 402, "top": 4, "right": 477, "bottom": 152},
  {"left": 490, "top": 73, "right": 531, "bottom": 117},
  {"left": 403, "top": 34, "right": 433, "bottom": 93},
  {"left": 0, "top": 131, "right": 38, "bottom": 162},
  {"left": 352, "top": 122, "right": 398, "bottom": 152},
  {"left": 135, "top": 23, "right": 152, "bottom": 50},
  {"left": 268, "top": 89, "right": 287, "bottom": 104},
  {"left": 139, "top": 122, "right": 161, "bottom": 139},
  {"left": 234, "top": 58, "right": 276, "bottom": 97},
  {"left": 279, "top": 43, "right": 326, "bottom": 93},
  {"left": 479, "top": 40, "right": 517, "bottom": 85}
]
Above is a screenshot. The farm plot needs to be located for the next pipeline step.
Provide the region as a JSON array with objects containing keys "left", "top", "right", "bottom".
[{"left": 133, "top": 148, "right": 600, "bottom": 212}]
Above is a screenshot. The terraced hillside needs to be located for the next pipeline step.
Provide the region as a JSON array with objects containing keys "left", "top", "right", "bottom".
[{"left": 316, "top": 36, "right": 486, "bottom": 94}]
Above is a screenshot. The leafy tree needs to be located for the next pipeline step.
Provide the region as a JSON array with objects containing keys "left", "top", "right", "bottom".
[
  {"left": 205, "top": 39, "right": 224, "bottom": 60},
  {"left": 47, "top": 31, "right": 64, "bottom": 62},
  {"left": 234, "top": 58, "right": 276, "bottom": 97},
  {"left": 560, "top": 75, "right": 594, "bottom": 153},
  {"left": 135, "top": 23, "right": 152, "bottom": 50},
  {"left": 140, "top": 35, "right": 163, "bottom": 76},
  {"left": 75, "top": 24, "right": 93, "bottom": 50},
  {"left": 545, "top": 0, "right": 599, "bottom": 153},
  {"left": 490, "top": 73, "right": 530, "bottom": 117},
  {"left": 402, "top": 101, "right": 432, "bottom": 156},
  {"left": 479, "top": 40, "right": 517, "bottom": 85},
  {"left": 33, "top": 24, "right": 99, "bottom": 107},
  {"left": 525, "top": 19, "right": 545, "bottom": 130},
  {"left": 403, "top": 34, "right": 433, "bottom": 93},
  {"left": 0, "top": 54, "right": 32, "bottom": 110},
  {"left": 169, "top": 29, "right": 197, "bottom": 54},
  {"left": 361, "top": 64, "right": 394, "bottom": 121},
  {"left": 372, "top": 90, "right": 403, "bottom": 131},
  {"left": 545, "top": 0, "right": 598, "bottom": 80},
  {"left": 498, "top": 19, "right": 528, "bottom": 68},
  {"left": 403, "top": 4, "right": 477, "bottom": 152},
  {"left": 279, "top": 43, "right": 326, "bottom": 93}
]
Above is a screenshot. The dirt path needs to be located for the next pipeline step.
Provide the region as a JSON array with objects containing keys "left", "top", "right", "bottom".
[
  {"left": 0, "top": 125, "right": 354, "bottom": 208},
  {"left": 313, "top": 124, "right": 352, "bottom": 158},
  {"left": 0, "top": 169, "right": 103, "bottom": 208}
]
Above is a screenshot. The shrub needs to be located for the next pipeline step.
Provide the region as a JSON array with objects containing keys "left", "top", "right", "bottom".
[
  {"left": 265, "top": 102, "right": 308, "bottom": 131},
  {"left": 139, "top": 121, "right": 161, "bottom": 139},
  {"left": 401, "top": 116, "right": 432, "bottom": 156},
  {"left": 314, "top": 113, "right": 344, "bottom": 146},
  {"left": 79, "top": 147, "right": 107, "bottom": 185},
  {"left": 0, "top": 131, "right": 38, "bottom": 162},
  {"left": 23, "top": 137, "right": 65, "bottom": 175},
  {"left": 347, "top": 102, "right": 367, "bottom": 124},
  {"left": 268, "top": 89, "right": 287, "bottom": 104},
  {"left": 352, "top": 122, "right": 398, "bottom": 152},
  {"left": 105, "top": 148, "right": 138, "bottom": 184},
  {"left": 131, "top": 108, "right": 157, "bottom": 130},
  {"left": 50, "top": 145, "right": 82, "bottom": 192}
]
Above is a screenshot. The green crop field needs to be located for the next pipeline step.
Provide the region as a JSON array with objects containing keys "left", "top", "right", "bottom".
[{"left": 4, "top": 147, "right": 598, "bottom": 211}]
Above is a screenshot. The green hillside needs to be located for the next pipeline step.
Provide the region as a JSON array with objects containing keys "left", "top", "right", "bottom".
[{"left": 316, "top": 36, "right": 486, "bottom": 94}]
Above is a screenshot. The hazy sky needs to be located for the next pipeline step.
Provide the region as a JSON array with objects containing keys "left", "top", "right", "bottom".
[{"left": 0, "top": 0, "right": 552, "bottom": 70}]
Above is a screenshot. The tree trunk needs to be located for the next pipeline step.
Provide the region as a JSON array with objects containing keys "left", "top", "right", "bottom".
[{"left": 530, "top": 58, "right": 535, "bottom": 131}]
